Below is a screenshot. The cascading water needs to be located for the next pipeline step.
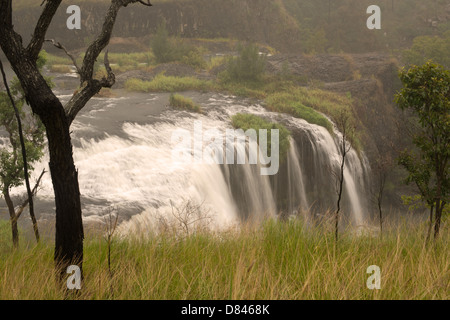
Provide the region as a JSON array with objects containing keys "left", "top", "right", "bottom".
[
  {"left": 285, "top": 139, "right": 309, "bottom": 214},
  {"left": 3, "top": 91, "right": 371, "bottom": 235}
]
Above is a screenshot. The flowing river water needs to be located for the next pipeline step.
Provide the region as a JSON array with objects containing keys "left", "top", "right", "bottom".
[{"left": 1, "top": 88, "right": 371, "bottom": 238}]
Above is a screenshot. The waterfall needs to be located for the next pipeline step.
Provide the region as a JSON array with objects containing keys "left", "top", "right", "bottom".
[
  {"left": 6, "top": 92, "right": 371, "bottom": 235},
  {"left": 288, "top": 139, "right": 310, "bottom": 213}
]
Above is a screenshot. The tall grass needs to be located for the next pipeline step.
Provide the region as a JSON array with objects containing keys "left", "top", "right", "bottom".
[
  {"left": 169, "top": 93, "right": 203, "bottom": 113},
  {"left": 125, "top": 74, "right": 214, "bottom": 93},
  {"left": 0, "top": 218, "right": 448, "bottom": 300}
]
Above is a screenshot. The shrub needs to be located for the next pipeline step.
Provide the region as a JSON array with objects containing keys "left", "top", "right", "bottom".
[
  {"left": 402, "top": 32, "right": 450, "bottom": 69},
  {"left": 152, "top": 22, "right": 173, "bottom": 64},
  {"left": 124, "top": 78, "right": 149, "bottom": 92},
  {"left": 223, "top": 43, "right": 266, "bottom": 82},
  {"left": 180, "top": 47, "right": 207, "bottom": 70},
  {"left": 151, "top": 22, "right": 207, "bottom": 69},
  {"left": 169, "top": 93, "right": 202, "bottom": 113},
  {"left": 207, "top": 56, "right": 227, "bottom": 71}
]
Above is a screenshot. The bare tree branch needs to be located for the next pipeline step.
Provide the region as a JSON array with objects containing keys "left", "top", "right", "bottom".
[
  {"left": 79, "top": 1, "right": 122, "bottom": 83},
  {"left": 64, "top": 0, "right": 150, "bottom": 125},
  {"left": 0, "top": 0, "right": 13, "bottom": 28},
  {"left": 102, "top": 50, "right": 115, "bottom": 87},
  {"left": 14, "top": 169, "right": 46, "bottom": 221},
  {"left": 138, "top": 0, "right": 153, "bottom": 6},
  {"left": 27, "top": 0, "right": 63, "bottom": 61},
  {"left": 0, "top": 1, "right": 25, "bottom": 63},
  {"left": 44, "top": 39, "right": 81, "bottom": 74},
  {"left": 64, "top": 51, "right": 114, "bottom": 124}
]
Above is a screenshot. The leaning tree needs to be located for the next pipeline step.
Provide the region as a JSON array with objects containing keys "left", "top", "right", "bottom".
[{"left": 0, "top": 0, "right": 152, "bottom": 275}]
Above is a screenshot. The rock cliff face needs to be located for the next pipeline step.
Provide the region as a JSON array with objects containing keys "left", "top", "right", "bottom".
[
  {"left": 266, "top": 53, "right": 403, "bottom": 160},
  {"left": 13, "top": 0, "right": 302, "bottom": 53}
]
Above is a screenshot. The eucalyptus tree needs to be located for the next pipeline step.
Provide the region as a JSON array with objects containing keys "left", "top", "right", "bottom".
[
  {"left": 0, "top": 0, "right": 152, "bottom": 275},
  {"left": 395, "top": 62, "right": 449, "bottom": 239}
]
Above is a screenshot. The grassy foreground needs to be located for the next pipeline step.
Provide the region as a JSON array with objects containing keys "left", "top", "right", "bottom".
[{"left": 0, "top": 219, "right": 448, "bottom": 300}]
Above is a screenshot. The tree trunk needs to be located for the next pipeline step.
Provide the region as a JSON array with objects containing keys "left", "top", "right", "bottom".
[
  {"left": 434, "top": 164, "right": 443, "bottom": 239},
  {"left": 426, "top": 205, "right": 434, "bottom": 245},
  {"left": 335, "top": 150, "right": 345, "bottom": 243},
  {"left": 2, "top": 54, "right": 84, "bottom": 276},
  {"left": 4, "top": 188, "right": 19, "bottom": 248},
  {"left": 378, "top": 197, "right": 383, "bottom": 239},
  {"left": 434, "top": 199, "right": 442, "bottom": 239},
  {"left": 43, "top": 102, "right": 84, "bottom": 275}
]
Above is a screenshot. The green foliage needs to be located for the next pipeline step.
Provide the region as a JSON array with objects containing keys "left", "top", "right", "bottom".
[
  {"left": 34, "top": 50, "right": 54, "bottom": 88},
  {"left": 303, "top": 28, "right": 327, "bottom": 54},
  {"left": 0, "top": 95, "right": 45, "bottom": 192},
  {"left": 206, "top": 56, "right": 227, "bottom": 72},
  {"left": 277, "top": 61, "right": 293, "bottom": 81},
  {"left": 231, "top": 113, "right": 291, "bottom": 161},
  {"left": 151, "top": 22, "right": 207, "bottom": 69},
  {"left": 265, "top": 86, "right": 363, "bottom": 151},
  {"left": 180, "top": 47, "right": 207, "bottom": 70},
  {"left": 95, "top": 51, "right": 155, "bottom": 73},
  {"left": 402, "top": 194, "right": 450, "bottom": 220},
  {"left": 403, "top": 32, "right": 450, "bottom": 69},
  {"left": 169, "top": 94, "right": 202, "bottom": 113},
  {"left": 222, "top": 43, "right": 266, "bottom": 83},
  {"left": 36, "top": 50, "right": 48, "bottom": 70},
  {"left": 0, "top": 51, "right": 47, "bottom": 192},
  {"left": 44, "top": 52, "right": 72, "bottom": 67},
  {"left": 151, "top": 22, "right": 173, "bottom": 64},
  {"left": 395, "top": 62, "right": 449, "bottom": 222},
  {"left": 265, "top": 92, "right": 331, "bottom": 131},
  {"left": 401, "top": 194, "right": 430, "bottom": 212}
]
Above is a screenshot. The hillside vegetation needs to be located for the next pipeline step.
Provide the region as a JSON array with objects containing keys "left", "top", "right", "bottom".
[
  {"left": 11, "top": 0, "right": 450, "bottom": 54},
  {"left": 12, "top": 0, "right": 301, "bottom": 53}
]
